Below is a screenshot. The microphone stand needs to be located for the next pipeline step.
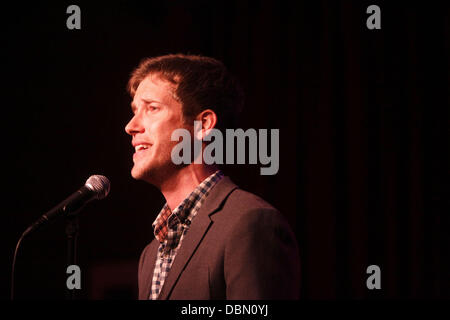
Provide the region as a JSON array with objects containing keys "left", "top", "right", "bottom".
[
  {"left": 11, "top": 175, "right": 109, "bottom": 300},
  {"left": 65, "top": 215, "right": 79, "bottom": 300}
]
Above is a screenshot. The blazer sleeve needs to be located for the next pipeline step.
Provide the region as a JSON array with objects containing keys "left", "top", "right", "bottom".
[{"left": 224, "top": 208, "right": 301, "bottom": 299}]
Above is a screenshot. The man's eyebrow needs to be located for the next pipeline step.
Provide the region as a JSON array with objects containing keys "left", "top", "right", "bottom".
[
  {"left": 130, "top": 99, "right": 165, "bottom": 112},
  {"left": 141, "top": 98, "right": 163, "bottom": 104}
]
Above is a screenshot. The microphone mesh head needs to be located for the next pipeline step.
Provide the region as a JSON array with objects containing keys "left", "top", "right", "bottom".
[{"left": 85, "top": 175, "right": 111, "bottom": 199}]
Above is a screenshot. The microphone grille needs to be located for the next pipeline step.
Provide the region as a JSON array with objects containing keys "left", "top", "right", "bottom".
[{"left": 85, "top": 175, "right": 111, "bottom": 199}]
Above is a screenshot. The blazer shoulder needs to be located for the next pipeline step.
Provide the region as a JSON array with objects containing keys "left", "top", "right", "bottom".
[
  {"left": 224, "top": 187, "right": 280, "bottom": 216},
  {"left": 214, "top": 185, "right": 297, "bottom": 238},
  {"left": 210, "top": 186, "right": 293, "bottom": 235}
]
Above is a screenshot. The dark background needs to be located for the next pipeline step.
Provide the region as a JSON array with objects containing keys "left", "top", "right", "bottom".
[{"left": 1, "top": 1, "right": 448, "bottom": 299}]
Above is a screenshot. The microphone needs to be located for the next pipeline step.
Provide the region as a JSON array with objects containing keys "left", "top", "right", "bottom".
[{"left": 22, "top": 175, "right": 110, "bottom": 237}]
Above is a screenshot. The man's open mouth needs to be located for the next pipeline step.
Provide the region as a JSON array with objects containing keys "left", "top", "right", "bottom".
[{"left": 135, "top": 144, "right": 150, "bottom": 152}]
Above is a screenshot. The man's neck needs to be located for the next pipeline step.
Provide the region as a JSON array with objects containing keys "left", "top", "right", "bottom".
[{"left": 160, "top": 165, "right": 218, "bottom": 211}]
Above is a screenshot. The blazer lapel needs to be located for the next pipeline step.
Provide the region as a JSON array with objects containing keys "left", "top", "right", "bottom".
[
  {"left": 157, "top": 177, "right": 238, "bottom": 300},
  {"left": 140, "top": 239, "right": 159, "bottom": 300}
]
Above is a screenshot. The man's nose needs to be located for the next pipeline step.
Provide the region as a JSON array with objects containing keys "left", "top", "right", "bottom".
[{"left": 125, "top": 114, "right": 144, "bottom": 136}]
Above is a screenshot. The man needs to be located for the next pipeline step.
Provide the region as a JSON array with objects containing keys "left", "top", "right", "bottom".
[{"left": 125, "top": 54, "right": 300, "bottom": 299}]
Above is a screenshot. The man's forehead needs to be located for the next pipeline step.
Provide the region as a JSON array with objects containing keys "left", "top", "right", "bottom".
[
  {"left": 131, "top": 75, "right": 180, "bottom": 111},
  {"left": 136, "top": 74, "right": 177, "bottom": 98}
]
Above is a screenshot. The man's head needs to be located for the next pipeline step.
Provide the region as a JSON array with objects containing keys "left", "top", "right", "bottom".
[{"left": 125, "top": 54, "right": 244, "bottom": 184}]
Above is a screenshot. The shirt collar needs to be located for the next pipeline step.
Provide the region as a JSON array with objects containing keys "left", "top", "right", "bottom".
[{"left": 152, "top": 170, "right": 224, "bottom": 242}]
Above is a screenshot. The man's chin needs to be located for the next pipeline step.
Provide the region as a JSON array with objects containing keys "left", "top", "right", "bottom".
[
  {"left": 131, "top": 164, "right": 159, "bottom": 183},
  {"left": 131, "top": 166, "right": 148, "bottom": 180},
  {"left": 130, "top": 161, "right": 181, "bottom": 184}
]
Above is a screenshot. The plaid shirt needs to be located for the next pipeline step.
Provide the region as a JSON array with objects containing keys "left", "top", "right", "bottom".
[{"left": 149, "top": 170, "right": 224, "bottom": 300}]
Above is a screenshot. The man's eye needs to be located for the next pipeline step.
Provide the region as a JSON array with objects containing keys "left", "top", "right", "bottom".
[{"left": 147, "top": 106, "right": 158, "bottom": 112}]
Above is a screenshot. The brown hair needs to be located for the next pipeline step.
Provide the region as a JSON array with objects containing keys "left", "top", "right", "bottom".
[{"left": 127, "top": 54, "right": 244, "bottom": 131}]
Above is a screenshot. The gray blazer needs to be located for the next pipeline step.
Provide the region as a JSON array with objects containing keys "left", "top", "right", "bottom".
[{"left": 138, "top": 177, "right": 301, "bottom": 300}]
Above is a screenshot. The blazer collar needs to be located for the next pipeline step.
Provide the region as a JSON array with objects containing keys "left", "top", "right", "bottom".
[{"left": 157, "top": 176, "right": 238, "bottom": 300}]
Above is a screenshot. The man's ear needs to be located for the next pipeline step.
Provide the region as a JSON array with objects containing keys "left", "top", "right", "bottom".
[{"left": 194, "top": 109, "right": 218, "bottom": 140}]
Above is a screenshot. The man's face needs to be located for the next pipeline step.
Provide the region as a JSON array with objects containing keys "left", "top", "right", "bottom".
[{"left": 125, "top": 73, "right": 186, "bottom": 183}]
